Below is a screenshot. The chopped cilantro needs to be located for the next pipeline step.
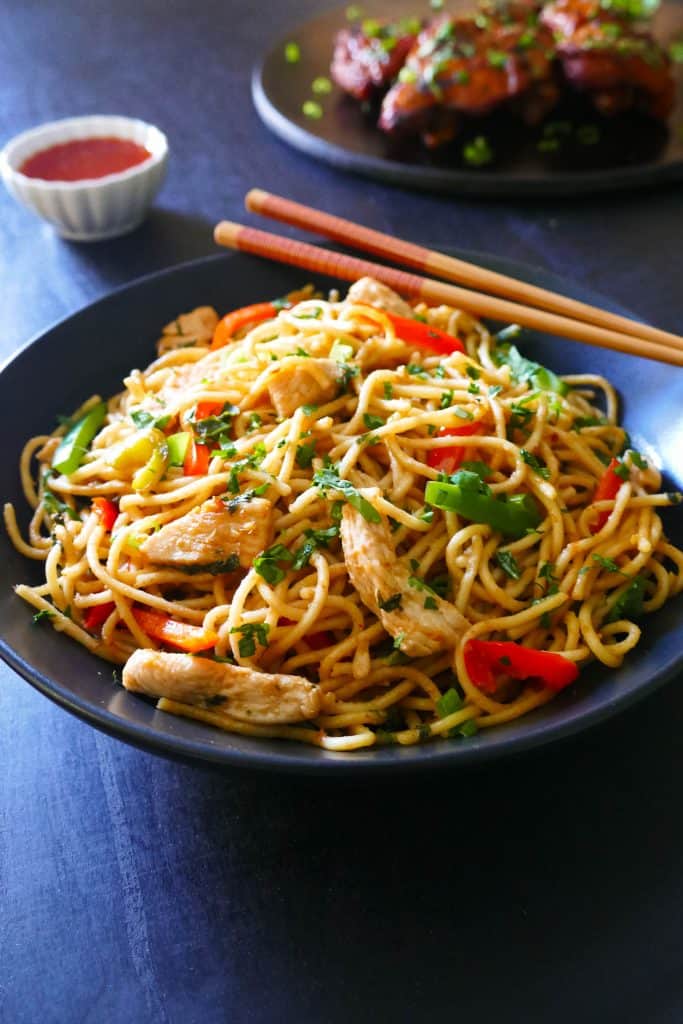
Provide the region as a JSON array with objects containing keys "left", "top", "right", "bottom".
[
  {"left": 363, "top": 413, "right": 384, "bottom": 430},
  {"left": 292, "top": 525, "right": 339, "bottom": 571},
  {"left": 383, "top": 382, "right": 394, "bottom": 400},
  {"left": 314, "top": 466, "right": 380, "bottom": 523},
  {"left": 253, "top": 543, "right": 294, "bottom": 584},
  {"left": 378, "top": 592, "right": 403, "bottom": 612},
  {"left": 607, "top": 576, "right": 647, "bottom": 623},
  {"left": 246, "top": 412, "right": 262, "bottom": 433},
  {"left": 520, "top": 449, "right": 550, "bottom": 479},
  {"left": 295, "top": 440, "right": 317, "bottom": 469},
  {"left": 230, "top": 622, "right": 270, "bottom": 658},
  {"left": 32, "top": 608, "right": 55, "bottom": 624},
  {"left": 179, "top": 555, "right": 240, "bottom": 576},
  {"left": 496, "top": 550, "right": 521, "bottom": 579}
]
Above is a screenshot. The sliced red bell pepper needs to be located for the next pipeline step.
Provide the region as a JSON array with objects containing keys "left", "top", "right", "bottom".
[
  {"left": 590, "top": 458, "right": 625, "bottom": 534},
  {"left": 211, "top": 302, "right": 280, "bottom": 350},
  {"left": 305, "top": 631, "right": 333, "bottom": 651},
  {"left": 83, "top": 601, "right": 116, "bottom": 632},
  {"left": 92, "top": 497, "right": 118, "bottom": 531},
  {"left": 463, "top": 638, "right": 579, "bottom": 694},
  {"left": 132, "top": 606, "right": 218, "bottom": 653},
  {"left": 385, "top": 313, "right": 464, "bottom": 356},
  {"left": 194, "top": 400, "right": 226, "bottom": 421},
  {"left": 183, "top": 439, "right": 211, "bottom": 476},
  {"left": 427, "top": 424, "right": 481, "bottom": 475}
]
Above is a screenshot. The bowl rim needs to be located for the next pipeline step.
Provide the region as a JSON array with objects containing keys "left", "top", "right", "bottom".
[{"left": 0, "top": 113, "right": 169, "bottom": 190}]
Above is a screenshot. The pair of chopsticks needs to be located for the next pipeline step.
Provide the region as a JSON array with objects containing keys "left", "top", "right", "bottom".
[{"left": 213, "top": 190, "right": 683, "bottom": 367}]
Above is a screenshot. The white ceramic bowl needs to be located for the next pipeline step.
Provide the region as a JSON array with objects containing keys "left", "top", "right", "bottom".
[{"left": 0, "top": 115, "right": 168, "bottom": 241}]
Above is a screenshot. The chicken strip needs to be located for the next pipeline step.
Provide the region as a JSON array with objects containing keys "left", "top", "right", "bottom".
[
  {"left": 157, "top": 306, "right": 219, "bottom": 354},
  {"left": 331, "top": 20, "right": 418, "bottom": 101},
  {"left": 142, "top": 496, "right": 272, "bottom": 570},
  {"left": 123, "top": 650, "right": 321, "bottom": 724},
  {"left": 346, "top": 277, "right": 415, "bottom": 318},
  {"left": 267, "top": 358, "right": 343, "bottom": 418},
  {"left": 340, "top": 504, "right": 468, "bottom": 657}
]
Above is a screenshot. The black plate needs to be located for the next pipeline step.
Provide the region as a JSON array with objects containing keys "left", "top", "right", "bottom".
[
  {"left": 1, "top": 251, "right": 682, "bottom": 773},
  {"left": 253, "top": 0, "right": 683, "bottom": 196}
]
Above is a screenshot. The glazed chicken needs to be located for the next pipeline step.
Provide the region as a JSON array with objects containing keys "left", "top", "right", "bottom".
[
  {"left": 330, "top": 0, "right": 675, "bottom": 149},
  {"left": 548, "top": 9, "right": 675, "bottom": 120},
  {"left": 378, "top": 14, "right": 560, "bottom": 147},
  {"left": 331, "top": 18, "right": 420, "bottom": 101}
]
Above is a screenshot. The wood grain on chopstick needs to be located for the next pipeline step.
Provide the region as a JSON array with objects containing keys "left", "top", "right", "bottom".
[
  {"left": 245, "top": 189, "right": 683, "bottom": 353},
  {"left": 214, "top": 222, "right": 683, "bottom": 367}
]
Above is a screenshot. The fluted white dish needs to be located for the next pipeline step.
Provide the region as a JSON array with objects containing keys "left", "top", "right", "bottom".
[{"left": 0, "top": 115, "right": 168, "bottom": 241}]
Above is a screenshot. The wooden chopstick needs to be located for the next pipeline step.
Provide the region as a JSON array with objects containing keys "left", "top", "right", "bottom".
[
  {"left": 214, "top": 220, "right": 683, "bottom": 367},
  {"left": 245, "top": 189, "right": 683, "bottom": 353}
]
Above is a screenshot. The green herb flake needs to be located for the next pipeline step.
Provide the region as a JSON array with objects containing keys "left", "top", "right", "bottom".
[
  {"left": 463, "top": 135, "right": 493, "bottom": 167},
  {"left": 253, "top": 543, "right": 295, "bottom": 584},
  {"left": 312, "top": 76, "right": 332, "bottom": 95},
  {"left": 302, "top": 100, "right": 323, "bottom": 120},
  {"left": 284, "top": 41, "right": 300, "bottom": 63},
  {"left": 363, "top": 413, "right": 384, "bottom": 430},
  {"left": 32, "top": 608, "right": 55, "bottom": 624},
  {"left": 314, "top": 466, "right": 380, "bottom": 523},
  {"left": 607, "top": 576, "right": 647, "bottom": 623},
  {"left": 496, "top": 549, "right": 521, "bottom": 579},
  {"left": 378, "top": 592, "right": 403, "bottom": 612},
  {"left": 295, "top": 440, "right": 317, "bottom": 469},
  {"left": 520, "top": 448, "right": 550, "bottom": 479},
  {"left": 487, "top": 49, "right": 507, "bottom": 68},
  {"left": 230, "top": 622, "right": 270, "bottom": 658},
  {"left": 179, "top": 555, "right": 240, "bottom": 576},
  {"left": 383, "top": 382, "right": 394, "bottom": 400},
  {"left": 398, "top": 66, "right": 418, "bottom": 84},
  {"left": 292, "top": 525, "right": 339, "bottom": 571}
]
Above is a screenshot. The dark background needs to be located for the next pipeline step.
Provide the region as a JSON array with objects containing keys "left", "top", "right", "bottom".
[{"left": 1, "top": 2, "right": 682, "bottom": 1022}]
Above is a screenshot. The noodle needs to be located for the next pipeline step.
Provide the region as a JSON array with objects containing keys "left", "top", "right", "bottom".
[{"left": 5, "top": 281, "right": 683, "bottom": 751}]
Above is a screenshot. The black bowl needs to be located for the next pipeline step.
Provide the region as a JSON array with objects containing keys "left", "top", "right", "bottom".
[{"left": 1, "top": 251, "right": 681, "bottom": 773}]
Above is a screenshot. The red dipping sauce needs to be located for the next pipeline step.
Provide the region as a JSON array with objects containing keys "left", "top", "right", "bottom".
[{"left": 19, "top": 136, "right": 152, "bottom": 181}]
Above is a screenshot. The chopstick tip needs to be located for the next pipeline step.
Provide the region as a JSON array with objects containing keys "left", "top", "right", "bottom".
[
  {"left": 245, "top": 188, "right": 268, "bottom": 213},
  {"left": 213, "top": 221, "right": 241, "bottom": 249}
]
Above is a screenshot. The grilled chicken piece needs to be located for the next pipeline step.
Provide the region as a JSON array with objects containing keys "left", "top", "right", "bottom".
[
  {"left": 142, "top": 496, "right": 273, "bottom": 570},
  {"left": 379, "top": 14, "right": 560, "bottom": 146},
  {"left": 340, "top": 501, "right": 468, "bottom": 657},
  {"left": 157, "top": 306, "right": 219, "bottom": 354},
  {"left": 123, "top": 650, "right": 321, "bottom": 724},
  {"left": 267, "top": 358, "right": 343, "bottom": 418},
  {"left": 540, "top": 0, "right": 604, "bottom": 38},
  {"left": 555, "top": 20, "right": 675, "bottom": 120},
  {"left": 331, "top": 20, "right": 419, "bottom": 101},
  {"left": 541, "top": 0, "right": 674, "bottom": 121},
  {"left": 378, "top": 15, "right": 560, "bottom": 143},
  {"left": 346, "top": 277, "right": 415, "bottom": 318}
]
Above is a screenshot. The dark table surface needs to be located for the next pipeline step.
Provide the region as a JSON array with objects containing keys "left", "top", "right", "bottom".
[{"left": 2, "top": 2, "right": 683, "bottom": 1022}]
